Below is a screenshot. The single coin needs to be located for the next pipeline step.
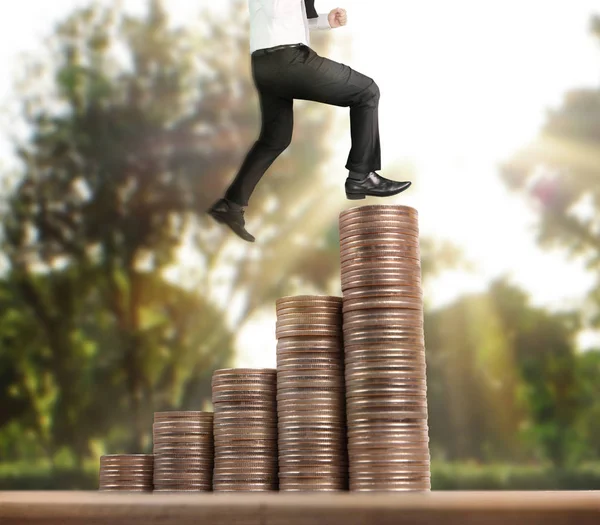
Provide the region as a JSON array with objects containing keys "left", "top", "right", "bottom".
[
  {"left": 339, "top": 209, "right": 419, "bottom": 226},
  {"left": 214, "top": 465, "right": 278, "bottom": 474},
  {"left": 277, "top": 354, "right": 343, "bottom": 364},
  {"left": 276, "top": 330, "right": 342, "bottom": 340},
  {"left": 348, "top": 419, "right": 428, "bottom": 428},
  {"left": 344, "top": 380, "right": 426, "bottom": 392},
  {"left": 152, "top": 428, "right": 214, "bottom": 436},
  {"left": 214, "top": 450, "right": 277, "bottom": 458},
  {"left": 213, "top": 368, "right": 276, "bottom": 376},
  {"left": 343, "top": 334, "right": 425, "bottom": 346},
  {"left": 340, "top": 220, "right": 420, "bottom": 234},
  {"left": 343, "top": 297, "right": 423, "bottom": 312},
  {"left": 275, "top": 306, "right": 342, "bottom": 316},
  {"left": 339, "top": 206, "right": 419, "bottom": 222},
  {"left": 341, "top": 257, "right": 422, "bottom": 272},
  {"left": 340, "top": 236, "right": 420, "bottom": 253},
  {"left": 276, "top": 315, "right": 342, "bottom": 325},
  {"left": 340, "top": 250, "right": 421, "bottom": 266},
  {"left": 348, "top": 430, "right": 429, "bottom": 438},
  {"left": 153, "top": 448, "right": 213, "bottom": 456},
  {"left": 347, "top": 414, "right": 429, "bottom": 425},
  {"left": 344, "top": 349, "right": 426, "bottom": 360},
  {"left": 212, "top": 391, "right": 276, "bottom": 400},
  {"left": 213, "top": 419, "right": 277, "bottom": 428},
  {"left": 339, "top": 237, "right": 420, "bottom": 251},
  {"left": 340, "top": 269, "right": 423, "bottom": 284},
  {"left": 344, "top": 344, "right": 426, "bottom": 355},
  {"left": 98, "top": 468, "right": 152, "bottom": 475},
  {"left": 212, "top": 400, "right": 277, "bottom": 407},
  {"left": 100, "top": 454, "right": 153, "bottom": 462},
  {"left": 344, "top": 357, "right": 426, "bottom": 369},
  {"left": 277, "top": 415, "right": 345, "bottom": 424},
  {"left": 343, "top": 285, "right": 423, "bottom": 299},
  {"left": 342, "top": 279, "right": 421, "bottom": 293},
  {"left": 339, "top": 204, "right": 418, "bottom": 218},
  {"left": 277, "top": 367, "right": 344, "bottom": 377},
  {"left": 99, "top": 475, "right": 154, "bottom": 483},
  {"left": 276, "top": 394, "right": 345, "bottom": 404},
  {"left": 345, "top": 386, "right": 427, "bottom": 399},
  {"left": 99, "top": 465, "right": 154, "bottom": 472},
  {"left": 212, "top": 483, "right": 277, "bottom": 491},
  {"left": 348, "top": 433, "right": 429, "bottom": 443},
  {"left": 345, "top": 358, "right": 427, "bottom": 370},
  {"left": 341, "top": 265, "right": 421, "bottom": 278},
  {"left": 152, "top": 423, "right": 212, "bottom": 434},
  {"left": 277, "top": 350, "right": 342, "bottom": 360},
  {"left": 277, "top": 364, "right": 344, "bottom": 374},
  {"left": 277, "top": 313, "right": 342, "bottom": 324},
  {"left": 213, "top": 409, "right": 277, "bottom": 417},
  {"left": 341, "top": 257, "right": 421, "bottom": 270},
  {"left": 347, "top": 403, "right": 428, "bottom": 414},
  {"left": 210, "top": 381, "right": 277, "bottom": 389},
  {"left": 276, "top": 295, "right": 342, "bottom": 306},
  {"left": 276, "top": 325, "right": 342, "bottom": 334},
  {"left": 154, "top": 411, "right": 212, "bottom": 419},
  {"left": 276, "top": 338, "right": 342, "bottom": 350},
  {"left": 154, "top": 458, "right": 215, "bottom": 465},
  {"left": 345, "top": 365, "right": 427, "bottom": 376},
  {"left": 340, "top": 230, "right": 419, "bottom": 245}
]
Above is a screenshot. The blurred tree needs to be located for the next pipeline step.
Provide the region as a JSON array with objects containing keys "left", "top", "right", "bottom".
[
  {"left": 498, "top": 16, "right": 600, "bottom": 466},
  {"left": 426, "top": 278, "right": 581, "bottom": 466},
  {"left": 500, "top": 15, "right": 600, "bottom": 332},
  {"left": 573, "top": 349, "right": 600, "bottom": 461},
  {"left": 0, "top": 0, "right": 340, "bottom": 466}
]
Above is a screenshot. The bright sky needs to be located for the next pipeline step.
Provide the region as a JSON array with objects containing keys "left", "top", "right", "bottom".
[{"left": 1, "top": 1, "right": 599, "bottom": 365}]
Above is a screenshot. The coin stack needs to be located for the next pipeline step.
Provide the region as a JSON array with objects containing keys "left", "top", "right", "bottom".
[
  {"left": 339, "top": 204, "right": 431, "bottom": 492},
  {"left": 275, "top": 296, "right": 348, "bottom": 491},
  {"left": 99, "top": 454, "right": 154, "bottom": 492},
  {"left": 152, "top": 411, "right": 214, "bottom": 492},
  {"left": 212, "top": 368, "right": 278, "bottom": 491}
]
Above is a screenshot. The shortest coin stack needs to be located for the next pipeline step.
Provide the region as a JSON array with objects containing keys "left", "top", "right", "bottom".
[
  {"left": 212, "top": 368, "right": 278, "bottom": 492},
  {"left": 152, "top": 411, "right": 214, "bottom": 492},
  {"left": 99, "top": 454, "right": 154, "bottom": 492}
]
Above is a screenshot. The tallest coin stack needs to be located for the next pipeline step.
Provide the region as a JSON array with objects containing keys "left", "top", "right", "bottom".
[{"left": 339, "top": 204, "right": 431, "bottom": 492}]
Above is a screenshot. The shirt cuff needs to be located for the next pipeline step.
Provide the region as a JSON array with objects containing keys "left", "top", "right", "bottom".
[{"left": 308, "top": 13, "right": 332, "bottom": 30}]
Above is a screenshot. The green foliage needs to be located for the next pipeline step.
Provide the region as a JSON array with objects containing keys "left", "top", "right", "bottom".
[
  {"left": 497, "top": 15, "right": 600, "bottom": 468},
  {"left": 426, "top": 278, "right": 582, "bottom": 466},
  {"left": 0, "top": 0, "right": 341, "bottom": 467},
  {"left": 500, "top": 17, "right": 600, "bottom": 328},
  {"left": 2, "top": 460, "right": 600, "bottom": 490},
  {"left": 432, "top": 462, "right": 600, "bottom": 491}
]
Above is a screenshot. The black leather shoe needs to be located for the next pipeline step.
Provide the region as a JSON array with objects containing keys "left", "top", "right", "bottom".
[
  {"left": 207, "top": 198, "right": 255, "bottom": 242},
  {"left": 345, "top": 172, "right": 412, "bottom": 200}
]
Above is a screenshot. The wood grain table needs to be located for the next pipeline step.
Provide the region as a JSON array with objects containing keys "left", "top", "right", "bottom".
[{"left": 1, "top": 491, "right": 599, "bottom": 525}]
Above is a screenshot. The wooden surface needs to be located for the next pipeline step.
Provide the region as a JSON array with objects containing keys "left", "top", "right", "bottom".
[{"left": 1, "top": 491, "right": 599, "bottom": 525}]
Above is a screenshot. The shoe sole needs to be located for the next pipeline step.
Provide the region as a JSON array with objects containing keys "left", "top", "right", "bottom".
[
  {"left": 207, "top": 210, "right": 255, "bottom": 243},
  {"left": 345, "top": 185, "right": 411, "bottom": 200}
]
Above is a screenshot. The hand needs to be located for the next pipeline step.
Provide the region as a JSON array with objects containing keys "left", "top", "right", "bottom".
[{"left": 328, "top": 7, "right": 347, "bottom": 28}]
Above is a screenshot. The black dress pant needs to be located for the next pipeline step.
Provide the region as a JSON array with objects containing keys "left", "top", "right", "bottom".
[{"left": 225, "top": 44, "right": 381, "bottom": 206}]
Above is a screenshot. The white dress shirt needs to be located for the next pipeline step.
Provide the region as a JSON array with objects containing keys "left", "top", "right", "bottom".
[{"left": 248, "top": 0, "right": 332, "bottom": 54}]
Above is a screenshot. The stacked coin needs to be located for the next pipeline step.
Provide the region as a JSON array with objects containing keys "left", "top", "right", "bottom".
[
  {"left": 99, "top": 454, "right": 154, "bottom": 492},
  {"left": 339, "top": 204, "right": 431, "bottom": 492},
  {"left": 212, "top": 368, "right": 278, "bottom": 491},
  {"left": 152, "top": 411, "right": 214, "bottom": 492},
  {"left": 275, "top": 296, "right": 348, "bottom": 491}
]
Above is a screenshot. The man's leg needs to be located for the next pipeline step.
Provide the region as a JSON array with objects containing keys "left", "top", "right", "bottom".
[
  {"left": 225, "top": 91, "right": 294, "bottom": 207},
  {"left": 269, "top": 46, "right": 380, "bottom": 174},
  {"left": 208, "top": 86, "right": 293, "bottom": 242},
  {"left": 269, "top": 46, "right": 410, "bottom": 199}
]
